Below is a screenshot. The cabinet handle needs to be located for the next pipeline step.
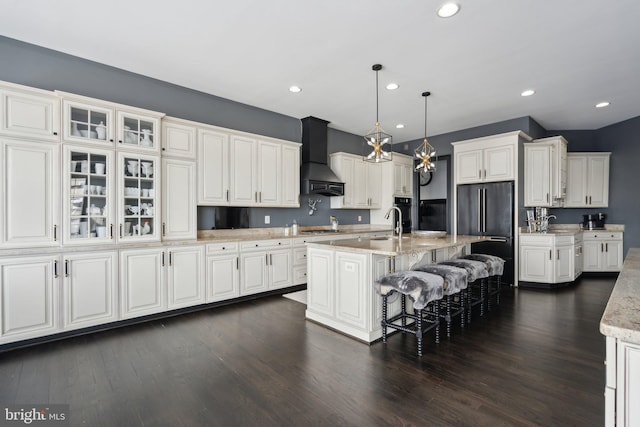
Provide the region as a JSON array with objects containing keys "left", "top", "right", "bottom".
[
  {"left": 270, "top": 254, "right": 273, "bottom": 265},
  {"left": 169, "top": 251, "right": 173, "bottom": 266},
  {"left": 547, "top": 193, "right": 550, "bottom": 203},
  {"left": 53, "top": 225, "right": 57, "bottom": 241},
  {"left": 265, "top": 253, "right": 269, "bottom": 265},
  {"left": 226, "top": 190, "right": 229, "bottom": 202},
  {"left": 119, "top": 224, "right": 123, "bottom": 238},
  {"left": 236, "top": 257, "right": 239, "bottom": 270},
  {"left": 109, "top": 139, "right": 114, "bottom": 143},
  {"left": 109, "top": 224, "right": 114, "bottom": 239},
  {"left": 549, "top": 250, "right": 552, "bottom": 260},
  {"left": 483, "top": 169, "right": 487, "bottom": 179},
  {"left": 162, "top": 222, "right": 166, "bottom": 237},
  {"left": 585, "top": 196, "right": 588, "bottom": 204},
  {"left": 589, "top": 196, "right": 592, "bottom": 204},
  {"left": 54, "top": 260, "right": 59, "bottom": 278},
  {"left": 601, "top": 243, "right": 604, "bottom": 252},
  {"left": 478, "top": 170, "right": 482, "bottom": 179},
  {"left": 260, "top": 192, "right": 262, "bottom": 203},
  {"left": 606, "top": 243, "right": 608, "bottom": 252},
  {"left": 557, "top": 249, "right": 560, "bottom": 260},
  {"left": 162, "top": 252, "right": 165, "bottom": 267},
  {"left": 64, "top": 260, "right": 69, "bottom": 277},
  {"left": 118, "top": 139, "right": 123, "bottom": 144}
]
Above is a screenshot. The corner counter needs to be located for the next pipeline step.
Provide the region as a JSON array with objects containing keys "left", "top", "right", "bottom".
[{"left": 600, "top": 247, "right": 640, "bottom": 426}]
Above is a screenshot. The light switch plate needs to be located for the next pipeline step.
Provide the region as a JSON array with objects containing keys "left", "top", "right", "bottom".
[{"left": 265, "top": 215, "right": 270, "bottom": 224}]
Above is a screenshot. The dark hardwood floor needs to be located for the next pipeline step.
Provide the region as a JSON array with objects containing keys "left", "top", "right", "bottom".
[{"left": 0, "top": 276, "right": 615, "bottom": 427}]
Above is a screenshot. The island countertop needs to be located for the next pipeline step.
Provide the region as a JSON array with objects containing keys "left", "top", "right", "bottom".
[
  {"left": 305, "top": 234, "right": 489, "bottom": 256},
  {"left": 600, "top": 247, "right": 640, "bottom": 344}
]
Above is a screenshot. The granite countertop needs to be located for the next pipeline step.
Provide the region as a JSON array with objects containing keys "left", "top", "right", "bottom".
[
  {"left": 306, "top": 234, "right": 488, "bottom": 256},
  {"left": 519, "top": 224, "right": 625, "bottom": 235},
  {"left": 196, "top": 225, "right": 392, "bottom": 242},
  {"left": 600, "top": 247, "right": 640, "bottom": 344}
]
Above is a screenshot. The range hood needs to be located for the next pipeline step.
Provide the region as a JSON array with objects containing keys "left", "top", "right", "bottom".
[{"left": 300, "top": 116, "right": 345, "bottom": 196}]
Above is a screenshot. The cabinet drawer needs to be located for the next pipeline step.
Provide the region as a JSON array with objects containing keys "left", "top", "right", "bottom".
[
  {"left": 293, "top": 265, "right": 307, "bottom": 283},
  {"left": 555, "top": 235, "right": 574, "bottom": 245},
  {"left": 519, "top": 235, "right": 554, "bottom": 246},
  {"left": 293, "top": 247, "right": 307, "bottom": 264},
  {"left": 206, "top": 242, "right": 238, "bottom": 255},
  {"left": 240, "top": 239, "right": 292, "bottom": 251},
  {"left": 583, "top": 231, "right": 623, "bottom": 241}
]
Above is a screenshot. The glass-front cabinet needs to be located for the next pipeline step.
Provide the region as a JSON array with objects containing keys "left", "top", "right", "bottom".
[
  {"left": 63, "top": 145, "right": 114, "bottom": 245},
  {"left": 62, "top": 100, "right": 114, "bottom": 145},
  {"left": 118, "top": 152, "right": 160, "bottom": 242},
  {"left": 117, "top": 111, "right": 160, "bottom": 153}
]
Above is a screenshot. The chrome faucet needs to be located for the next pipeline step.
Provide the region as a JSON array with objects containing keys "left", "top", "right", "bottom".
[{"left": 384, "top": 206, "right": 403, "bottom": 240}]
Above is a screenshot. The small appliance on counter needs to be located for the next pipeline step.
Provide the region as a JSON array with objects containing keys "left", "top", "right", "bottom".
[{"left": 582, "top": 213, "right": 607, "bottom": 230}]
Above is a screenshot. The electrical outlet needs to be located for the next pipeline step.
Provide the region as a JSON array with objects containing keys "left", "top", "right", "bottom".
[
  {"left": 265, "top": 215, "right": 270, "bottom": 224},
  {"left": 358, "top": 216, "right": 362, "bottom": 222}
]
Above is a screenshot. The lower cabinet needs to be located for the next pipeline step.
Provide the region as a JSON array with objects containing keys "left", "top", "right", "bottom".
[
  {"left": 335, "top": 252, "right": 368, "bottom": 329},
  {"left": 0, "top": 255, "right": 59, "bottom": 344},
  {"left": 166, "top": 245, "right": 205, "bottom": 309},
  {"left": 63, "top": 251, "right": 118, "bottom": 331},
  {"left": 239, "top": 239, "right": 292, "bottom": 295},
  {"left": 206, "top": 242, "right": 239, "bottom": 302},
  {"left": 583, "top": 231, "right": 624, "bottom": 272},
  {"left": 120, "top": 248, "right": 165, "bottom": 319},
  {"left": 519, "top": 233, "right": 581, "bottom": 284},
  {"left": 605, "top": 336, "right": 640, "bottom": 427}
]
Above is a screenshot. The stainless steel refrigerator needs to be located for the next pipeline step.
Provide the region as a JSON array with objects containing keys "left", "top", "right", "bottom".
[{"left": 457, "top": 181, "right": 514, "bottom": 285}]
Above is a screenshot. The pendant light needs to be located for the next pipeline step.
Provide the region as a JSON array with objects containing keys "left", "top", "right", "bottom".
[
  {"left": 363, "top": 64, "right": 392, "bottom": 163},
  {"left": 414, "top": 91, "right": 437, "bottom": 172}
]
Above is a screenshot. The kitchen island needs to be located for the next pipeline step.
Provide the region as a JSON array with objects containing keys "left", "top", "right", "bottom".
[
  {"left": 305, "top": 234, "right": 489, "bottom": 343},
  {"left": 600, "top": 247, "right": 640, "bottom": 426}
]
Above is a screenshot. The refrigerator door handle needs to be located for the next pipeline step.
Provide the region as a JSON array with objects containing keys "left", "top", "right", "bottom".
[
  {"left": 482, "top": 187, "right": 487, "bottom": 234},
  {"left": 477, "top": 188, "right": 482, "bottom": 233},
  {"left": 487, "top": 236, "right": 508, "bottom": 243}
]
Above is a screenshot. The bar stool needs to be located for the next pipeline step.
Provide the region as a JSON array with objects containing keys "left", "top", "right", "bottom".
[
  {"left": 412, "top": 264, "right": 468, "bottom": 339},
  {"left": 438, "top": 259, "right": 489, "bottom": 323},
  {"left": 459, "top": 254, "right": 505, "bottom": 311},
  {"left": 375, "top": 271, "right": 444, "bottom": 356}
]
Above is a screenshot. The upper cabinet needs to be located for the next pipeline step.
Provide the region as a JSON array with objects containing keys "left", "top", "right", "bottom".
[
  {"left": 393, "top": 154, "right": 414, "bottom": 197},
  {"left": 453, "top": 131, "right": 529, "bottom": 185},
  {"left": 198, "top": 124, "right": 300, "bottom": 208},
  {"left": 329, "top": 152, "right": 381, "bottom": 209},
  {"left": 565, "top": 153, "right": 610, "bottom": 208},
  {"left": 57, "top": 92, "right": 164, "bottom": 152},
  {"left": 161, "top": 117, "right": 197, "bottom": 159},
  {"left": 524, "top": 136, "right": 567, "bottom": 207},
  {"left": 0, "top": 81, "right": 60, "bottom": 142}
]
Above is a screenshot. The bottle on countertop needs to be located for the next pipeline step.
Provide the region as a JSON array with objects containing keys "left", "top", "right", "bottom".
[{"left": 291, "top": 220, "right": 298, "bottom": 235}]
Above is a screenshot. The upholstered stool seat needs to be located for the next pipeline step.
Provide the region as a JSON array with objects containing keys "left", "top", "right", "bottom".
[
  {"left": 412, "top": 264, "right": 469, "bottom": 338},
  {"left": 376, "top": 271, "right": 444, "bottom": 356},
  {"left": 459, "top": 254, "right": 505, "bottom": 310},
  {"left": 438, "top": 259, "right": 489, "bottom": 322}
]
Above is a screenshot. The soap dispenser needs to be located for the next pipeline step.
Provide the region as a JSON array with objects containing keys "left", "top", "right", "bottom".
[{"left": 291, "top": 220, "right": 299, "bottom": 236}]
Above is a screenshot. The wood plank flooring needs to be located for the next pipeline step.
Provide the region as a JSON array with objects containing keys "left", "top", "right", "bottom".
[{"left": 0, "top": 275, "right": 615, "bottom": 426}]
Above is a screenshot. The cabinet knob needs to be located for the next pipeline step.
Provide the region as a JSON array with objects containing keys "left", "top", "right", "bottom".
[{"left": 53, "top": 131, "right": 58, "bottom": 136}]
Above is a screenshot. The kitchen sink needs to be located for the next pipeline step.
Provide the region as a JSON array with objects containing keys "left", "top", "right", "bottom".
[{"left": 370, "top": 236, "right": 410, "bottom": 241}]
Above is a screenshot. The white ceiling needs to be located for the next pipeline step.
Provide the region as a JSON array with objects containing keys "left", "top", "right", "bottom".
[{"left": 2, "top": 0, "right": 639, "bottom": 142}]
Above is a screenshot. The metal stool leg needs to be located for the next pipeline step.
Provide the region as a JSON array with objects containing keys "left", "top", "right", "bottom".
[
  {"left": 401, "top": 295, "right": 407, "bottom": 332},
  {"left": 416, "top": 308, "right": 423, "bottom": 356},
  {"left": 382, "top": 294, "right": 388, "bottom": 343},
  {"left": 446, "top": 295, "right": 452, "bottom": 339}
]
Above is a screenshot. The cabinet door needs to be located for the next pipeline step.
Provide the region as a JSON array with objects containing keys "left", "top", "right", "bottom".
[
  {"left": 198, "top": 128, "right": 229, "bottom": 205},
  {"left": 1, "top": 88, "right": 60, "bottom": 141},
  {"left": 565, "top": 155, "right": 588, "bottom": 207},
  {"left": 402, "top": 162, "right": 414, "bottom": 196},
  {"left": 63, "top": 145, "right": 114, "bottom": 245},
  {"left": 582, "top": 240, "right": 602, "bottom": 272},
  {"left": 161, "top": 120, "right": 196, "bottom": 158},
  {"left": 603, "top": 240, "right": 623, "bottom": 272},
  {"left": 393, "top": 162, "right": 403, "bottom": 195},
  {"left": 587, "top": 155, "right": 609, "bottom": 207},
  {"left": 62, "top": 251, "right": 117, "bottom": 331},
  {"left": 307, "top": 248, "right": 334, "bottom": 317},
  {"left": 167, "top": 246, "right": 205, "bottom": 309},
  {"left": 332, "top": 155, "right": 355, "bottom": 208},
  {"left": 207, "top": 254, "right": 239, "bottom": 302},
  {"left": 120, "top": 248, "right": 165, "bottom": 319},
  {"left": 63, "top": 100, "right": 114, "bottom": 146},
  {"left": 484, "top": 144, "right": 514, "bottom": 182},
  {"left": 1, "top": 139, "right": 60, "bottom": 248},
  {"left": 455, "top": 149, "right": 483, "bottom": 184},
  {"left": 353, "top": 159, "right": 369, "bottom": 208},
  {"left": 519, "top": 245, "right": 553, "bottom": 282},
  {"left": 240, "top": 251, "right": 267, "bottom": 295},
  {"left": 524, "top": 145, "right": 551, "bottom": 207},
  {"left": 555, "top": 245, "right": 574, "bottom": 283},
  {"left": 162, "top": 158, "right": 196, "bottom": 240},
  {"left": 257, "top": 140, "right": 281, "bottom": 205},
  {"left": 367, "top": 162, "right": 382, "bottom": 208},
  {"left": 0, "top": 255, "right": 59, "bottom": 344},
  {"left": 230, "top": 135, "right": 257, "bottom": 205},
  {"left": 268, "top": 249, "right": 293, "bottom": 290},
  {"left": 118, "top": 152, "right": 160, "bottom": 242},
  {"left": 281, "top": 145, "right": 300, "bottom": 207},
  {"left": 617, "top": 341, "right": 640, "bottom": 427},
  {"left": 335, "top": 252, "right": 367, "bottom": 329},
  {"left": 116, "top": 111, "right": 161, "bottom": 153}
]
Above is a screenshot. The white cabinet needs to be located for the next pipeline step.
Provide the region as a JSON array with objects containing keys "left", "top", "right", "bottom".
[
  {"left": 582, "top": 231, "right": 623, "bottom": 272},
  {"left": 519, "top": 233, "right": 581, "bottom": 284},
  {"left": 393, "top": 155, "right": 414, "bottom": 197},
  {"left": 166, "top": 245, "right": 205, "bottom": 310},
  {"left": 239, "top": 239, "right": 292, "bottom": 295},
  {"left": 120, "top": 248, "right": 165, "bottom": 319},
  {"left": 524, "top": 136, "right": 567, "bottom": 207},
  {"left": 62, "top": 251, "right": 118, "bottom": 331},
  {"left": 117, "top": 152, "right": 161, "bottom": 242},
  {"left": 335, "top": 252, "right": 368, "bottom": 329},
  {"left": 230, "top": 135, "right": 257, "bottom": 205},
  {"left": 330, "top": 152, "right": 382, "bottom": 209},
  {"left": 198, "top": 127, "right": 230, "bottom": 205},
  {"left": 117, "top": 110, "right": 162, "bottom": 153},
  {"left": 161, "top": 158, "right": 196, "bottom": 240},
  {"left": 453, "top": 131, "right": 525, "bottom": 184},
  {"left": 61, "top": 98, "right": 114, "bottom": 146},
  {"left": 565, "top": 153, "right": 610, "bottom": 207},
  {"left": 281, "top": 144, "right": 300, "bottom": 207},
  {"left": 62, "top": 145, "right": 114, "bottom": 245},
  {"left": 161, "top": 117, "right": 197, "bottom": 158},
  {"left": 206, "top": 242, "right": 239, "bottom": 302},
  {"left": 256, "top": 140, "right": 282, "bottom": 205},
  {"left": 306, "top": 247, "right": 335, "bottom": 317},
  {"left": 605, "top": 337, "right": 640, "bottom": 427},
  {"left": 0, "top": 138, "right": 60, "bottom": 248},
  {"left": 0, "top": 255, "right": 60, "bottom": 344},
  {"left": 1, "top": 82, "right": 60, "bottom": 142}
]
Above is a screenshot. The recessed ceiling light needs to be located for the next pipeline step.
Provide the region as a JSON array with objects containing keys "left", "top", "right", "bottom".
[
  {"left": 396, "top": 124, "right": 405, "bottom": 129},
  {"left": 386, "top": 83, "right": 399, "bottom": 90},
  {"left": 437, "top": 2, "right": 460, "bottom": 18},
  {"left": 289, "top": 86, "right": 302, "bottom": 93},
  {"left": 521, "top": 89, "right": 535, "bottom": 97},
  {"left": 596, "top": 101, "right": 610, "bottom": 108}
]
